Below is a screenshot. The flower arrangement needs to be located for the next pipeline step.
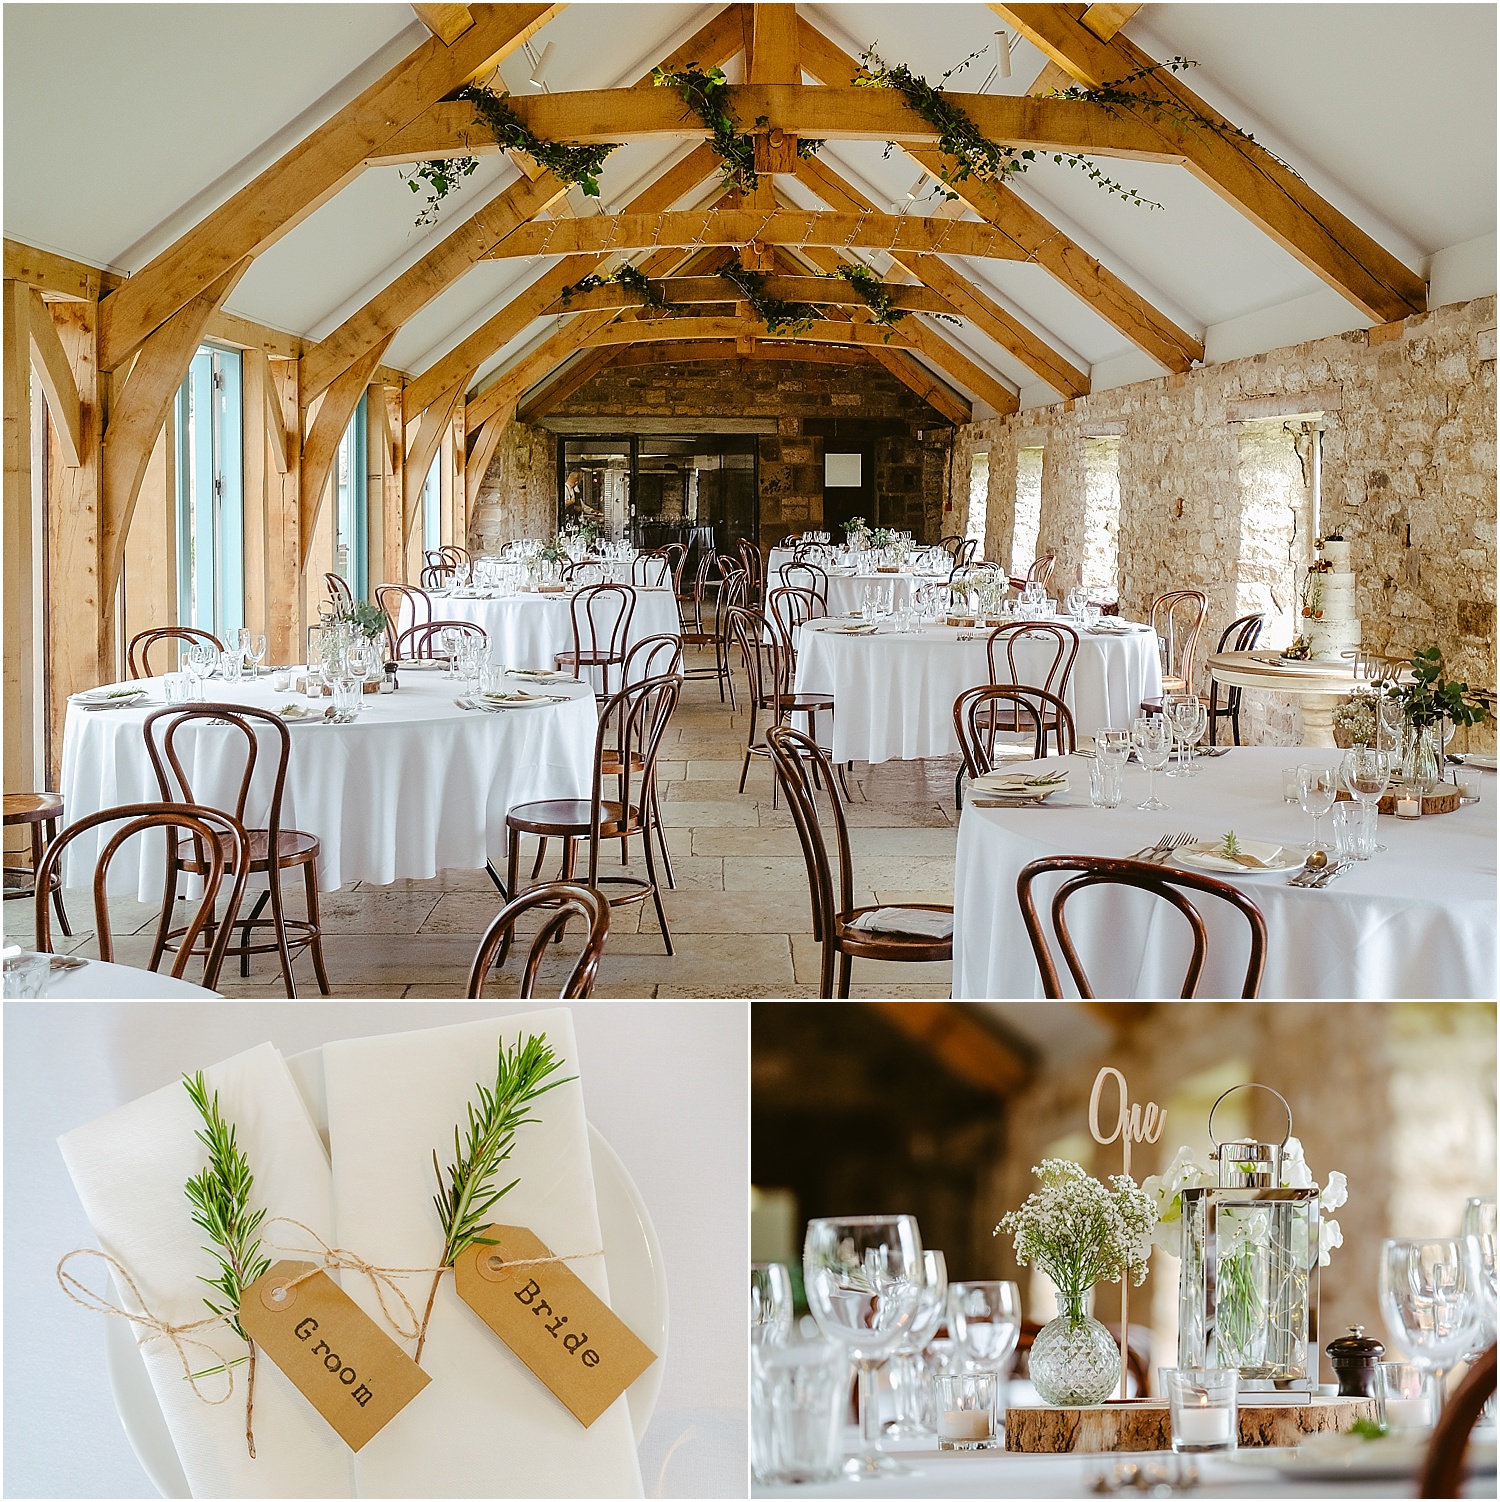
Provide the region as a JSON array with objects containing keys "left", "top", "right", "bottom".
[
  {"left": 325, "top": 598, "right": 390, "bottom": 642},
  {"left": 1385, "top": 646, "right": 1488, "bottom": 732},
  {"left": 1332, "top": 688, "right": 1380, "bottom": 747}
]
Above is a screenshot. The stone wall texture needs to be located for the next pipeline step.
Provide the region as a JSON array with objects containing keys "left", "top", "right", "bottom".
[
  {"left": 469, "top": 416, "right": 556, "bottom": 554},
  {"left": 952, "top": 296, "right": 1497, "bottom": 745}
]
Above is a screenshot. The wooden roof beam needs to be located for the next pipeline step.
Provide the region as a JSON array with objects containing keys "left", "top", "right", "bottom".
[
  {"left": 592, "top": 339, "right": 882, "bottom": 373},
  {"left": 864, "top": 346, "right": 971, "bottom": 426},
  {"left": 544, "top": 274, "right": 957, "bottom": 316},
  {"left": 411, "top": 3, "right": 475, "bottom": 44},
  {"left": 515, "top": 344, "right": 618, "bottom": 423},
  {"left": 864, "top": 1002, "right": 1031, "bottom": 1096},
  {"left": 1079, "top": 4, "right": 1141, "bottom": 42},
  {"left": 990, "top": 3, "right": 1426, "bottom": 321}
]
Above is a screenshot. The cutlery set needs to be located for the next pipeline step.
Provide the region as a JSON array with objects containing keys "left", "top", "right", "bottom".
[
  {"left": 1130, "top": 832, "right": 1196, "bottom": 863},
  {"left": 1288, "top": 859, "right": 1352, "bottom": 888}
]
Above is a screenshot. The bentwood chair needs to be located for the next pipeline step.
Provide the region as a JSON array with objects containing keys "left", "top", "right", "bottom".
[
  {"left": 144, "top": 705, "right": 330, "bottom": 996},
  {"left": 1149, "top": 589, "right": 1208, "bottom": 696},
  {"left": 375, "top": 583, "right": 431, "bottom": 659},
  {"left": 1418, "top": 1343, "right": 1496, "bottom": 1498},
  {"left": 5, "top": 792, "right": 71, "bottom": 935},
  {"left": 766, "top": 586, "right": 827, "bottom": 673},
  {"left": 1016, "top": 855, "right": 1268, "bottom": 998},
  {"left": 127, "top": 627, "right": 224, "bottom": 680},
  {"left": 713, "top": 565, "right": 749, "bottom": 710},
  {"left": 440, "top": 544, "right": 472, "bottom": 571},
  {"left": 557, "top": 582, "right": 636, "bottom": 697},
  {"left": 1009, "top": 555, "right": 1057, "bottom": 593},
  {"left": 499, "top": 673, "right": 680, "bottom": 959},
  {"left": 467, "top": 882, "right": 611, "bottom": 998},
  {"left": 1207, "top": 612, "right": 1265, "bottom": 744},
  {"left": 394, "top": 619, "right": 487, "bottom": 661},
  {"left": 660, "top": 541, "right": 688, "bottom": 599},
  {"left": 680, "top": 553, "right": 733, "bottom": 702},
  {"left": 767, "top": 725, "right": 953, "bottom": 997},
  {"left": 955, "top": 686, "right": 1078, "bottom": 796},
  {"left": 420, "top": 564, "right": 452, "bottom": 589},
  {"left": 324, "top": 572, "right": 353, "bottom": 606},
  {"left": 782, "top": 562, "right": 829, "bottom": 610},
  {"left": 35, "top": 802, "right": 249, "bottom": 991},
  {"left": 632, "top": 551, "right": 673, "bottom": 588},
  {"left": 737, "top": 538, "right": 764, "bottom": 606},
  {"left": 941, "top": 536, "right": 978, "bottom": 566},
  {"left": 562, "top": 558, "right": 606, "bottom": 587}
]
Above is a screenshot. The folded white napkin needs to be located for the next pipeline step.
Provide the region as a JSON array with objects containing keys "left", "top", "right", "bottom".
[
  {"left": 1180, "top": 839, "right": 1285, "bottom": 871},
  {"left": 321, "top": 1011, "right": 643, "bottom": 1499},
  {"left": 58, "top": 1044, "right": 354, "bottom": 1499},
  {"left": 971, "top": 770, "right": 1068, "bottom": 795},
  {"left": 849, "top": 907, "right": 955, "bottom": 940}
]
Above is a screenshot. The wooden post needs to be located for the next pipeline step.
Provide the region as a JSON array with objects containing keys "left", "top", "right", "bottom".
[
  {"left": 241, "top": 351, "right": 272, "bottom": 638},
  {"left": 365, "top": 382, "right": 388, "bottom": 595},
  {"left": 382, "top": 385, "right": 406, "bottom": 583},
  {"left": 3, "top": 279, "right": 35, "bottom": 812},
  {"left": 450, "top": 401, "right": 466, "bottom": 552},
  {"left": 265, "top": 357, "right": 301, "bottom": 663}
]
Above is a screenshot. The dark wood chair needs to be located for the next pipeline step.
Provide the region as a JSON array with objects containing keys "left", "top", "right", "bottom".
[
  {"left": 556, "top": 582, "right": 636, "bottom": 697},
  {"left": 782, "top": 562, "right": 829, "bottom": 610},
  {"left": 1207, "top": 612, "right": 1264, "bottom": 744},
  {"left": 955, "top": 685, "right": 1078, "bottom": 798},
  {"left": 952, "top": 559, "right": 1004, "bottom": 588},
  {"left": 715, "top": 565, "right": 749, "bottom": 711},
  {"left": 680, "top": 552, "right": 736, "bottom": 703},
  {"left": 467, "top": 881, "right": 611, "bottom": 998},
  {"left": 144, "top": 705, "right": 330, "bottom": 996},
  {"left": 766, "top": 586, "right": 827, "bottom": 673},
  {"left": 1418, "top": 1343, "right": 1496, "bottom": 1499},
  {"left": 632, "top": 551, "right": 673, "bottom": 588},
  {"left": 562, "top": 558, "right": 607, "bottom": 587},
  {"left": 394, "top": 619, "right": 487, "bottom": 660},
  {"left": 941, "top": 535, "right": 978, "bottom": 566},
  {"left": 440, "top": 544, "right": 472, "bottom": 571},
  {"left": 127, "top": 627, "right": 224, "bottom": 680},
  {"left": 1016, "top": 855, "right": 1268, "bottom": 998},
  {"left": 767, "top": 724, "right": 952, "bottom": 997},
  {"left": 375, "top": 583, "right": 431, "bottom": 660},
  {"left": 725, "top": 605, "right": 838, "bottom": 804},
  {"left": 1149, "top": 588, "right": 1209, "bottom": 696},
  {"left": 324, "top": 572, "right": 353, "bottom": 606},
  {"left": 737, "top": 538, "right": 764, "bottom": 606},
  {"left": 4, "top": 792, "right": 71, "bottom": 935},
  {"left": 499, "top": 673, "right": 680, "bottom": 958},
  {"left": 420, "top": 564, "right": 451, "bottom": 589},
  {"left": 660, "top": 541, "right": 689, "bottom": 601},
  {"left": 35, "top": 802, "right": 249, "bottom": 991}
]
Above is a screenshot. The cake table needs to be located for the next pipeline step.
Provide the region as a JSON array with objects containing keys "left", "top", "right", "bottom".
[{"left": 1206, "top": 651, "right": 1362, "bottom": 747}]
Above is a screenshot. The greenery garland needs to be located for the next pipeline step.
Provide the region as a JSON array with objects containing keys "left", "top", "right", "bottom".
[
  {"left": 835, "top": 263, "right": 910, "bottom": 326},
  {"left": 403, "top": 83, "right": 619, "bottom": 226},
  {"left": 653, "top": 64, "right": 822, "bottom": 194},
  {"left": 560, "top": 264, "right": 674, "bottom": 314},
  {"left": 719, "top": 264, "right": 821, "bottom": 336}
]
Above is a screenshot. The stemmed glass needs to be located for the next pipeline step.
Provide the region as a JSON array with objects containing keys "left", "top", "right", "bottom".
[
  {"left": 948, "top": 1279, "right": 1022, "bottom": 1374},
  {"left": 184, "top": 641, "right": 216, "bottom": 700},
  {"left": 1379, "top": 1238, "right": 1486, "bottom": 1407},
  {"left": 803, "top": 1214, "right": 924, "bottom": 1478},
  {"left": 1132, "top": 717, "right": 1172, "bottom": 811},
  {"left": 1296, "top": 765, "right": 1338, "bottom": 854},
  {"left": 1170, "top": 696, "right": 1208, "bottom": 777},
  {"left": 1461, "top": 1198, "right": 1498, "bottom": 1344},
  {"left": 441, "top": 626, "right": 463, "bottom": 678},
  {"left": 883, "top": 1249, "right": 947, "bottom": 1441},
  {"left": 752, "top": 1263, "right": 795, "bottom": 1347},
  {"left": 247, "top": 633, "right": 268, "bottom": 675},
  {"left": 1341, "top": 744, "right": 1390, "bottom": 854}
]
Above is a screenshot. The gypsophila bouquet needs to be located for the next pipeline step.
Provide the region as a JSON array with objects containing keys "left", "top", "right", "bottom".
[{"left": 995, "top": 1159, "right": 1155, "bottom": 1308}]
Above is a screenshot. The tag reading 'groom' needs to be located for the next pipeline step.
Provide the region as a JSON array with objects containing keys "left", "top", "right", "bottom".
[
  {"left": 239, "top": 1261, "right": 431, "bottom": 1451},
  {"left": 453, "top": 1224, "right": 657, "bottom": 1427}
]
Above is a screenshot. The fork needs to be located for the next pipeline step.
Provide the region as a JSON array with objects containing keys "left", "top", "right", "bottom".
[
  {"left": 1146, "top": 833, "right": 1196, "bottom": 864},
  {"left": 1130, "top": 835, "right": 1173, "bottom": 860}
]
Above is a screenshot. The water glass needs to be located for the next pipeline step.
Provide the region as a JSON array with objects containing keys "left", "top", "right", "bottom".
[
  {"left": 933, "top": 1372, "right": 1001, "bottom": 1450},
  {"left": 2, "top": 950, "right": 52, "bottom": 998},
  {"left": 220, "top": 649, "right": 243, "bottom": 684},
  {"left": 1090, "top": 758, "right": 1124, "bottom": 808},
  {"left": 751, "top": 1339, "right": 847, "bottom": 1485},
  {"left": 1282, "top": 766, "right": 1302, "bottom": 803},
  {"left": 1332, "top": 801, "right": 1374, "bottom": 861},
  {"left": 1374, "top": 1363, "right": 1437, "bottom": 1433},
  {"left": 163, "top": 673, "right": 190, "bottom": 707},
  {"left": 1165, "top": 1368, "right": 1238, "bottom": 1452},
  {"left": 332, "top": 677, "right": 363, "bottom": 722}
]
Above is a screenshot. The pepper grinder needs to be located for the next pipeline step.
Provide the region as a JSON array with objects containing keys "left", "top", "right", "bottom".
[
  {"left": 382, "top": 660, "right": 399, "bottom": 693},
  {"left": 1326, "top": 1326, "right": 1384, "bottom": 1398}
]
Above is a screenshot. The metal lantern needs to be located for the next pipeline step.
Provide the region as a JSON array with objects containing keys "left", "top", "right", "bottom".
[{"left": 1177, "top": 1084, "right": 1322, "bottom": 1389}]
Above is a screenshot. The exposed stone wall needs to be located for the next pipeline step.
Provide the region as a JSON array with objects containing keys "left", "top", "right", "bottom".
[
  {"left": 468, "top": 418, "right": 556, "bottom": 551},
  {"left": 952, "top": 297, "right": 1497, "bottom": 745}
]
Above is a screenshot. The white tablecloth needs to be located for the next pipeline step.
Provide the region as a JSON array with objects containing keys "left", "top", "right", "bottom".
[
  {"left": 771, "top": 568, "right": 937, "bottom": 618},
  {"left": 410, "top": 588, "right": 680, "bottom": 680},
  {"left": 41, "top": 958, "right": 219, "bottom": 998},
  {"left": 953, "top": 747, "right": 1497, "bottom": 999},
  {"left": 793, "top": 622, "right": 1162, "bottom": 762},
  {"left": 60, "top": 673, "right": 597, "bottom": 894}
]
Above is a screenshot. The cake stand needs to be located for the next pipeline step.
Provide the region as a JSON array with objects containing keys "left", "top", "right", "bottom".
[{"left": 1206, "top": 650, "right": 1363, "bottom": 747}]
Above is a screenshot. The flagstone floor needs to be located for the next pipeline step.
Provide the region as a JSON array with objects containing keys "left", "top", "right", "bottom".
[{"left": 11, "top": 668, "right": 960, "bottom": 998}]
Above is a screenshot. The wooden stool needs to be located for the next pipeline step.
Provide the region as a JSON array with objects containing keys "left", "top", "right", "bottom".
[{"left": 4, "top": 793, "right": 72, "bottom": 935}]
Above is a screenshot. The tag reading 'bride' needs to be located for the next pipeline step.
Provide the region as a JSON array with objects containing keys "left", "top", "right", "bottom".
[
  {"left": 239, "top": 1261, "right": 431, "bottom": 1451},
  {"left": 453, "top": 1225, "right": 657, "bottom": 1427}
]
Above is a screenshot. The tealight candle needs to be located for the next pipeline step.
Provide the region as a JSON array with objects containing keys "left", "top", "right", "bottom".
[
  {"left": 1174, "top": 1405, "right": 1232, "bottom": 1445},
  {"left": 1383, "top": 1396, "right": 1432, "bottom": 1430},
  {"left": 1395, "top": 794, "right": 1421, "bottom": 817},
  {"left": 939, "top": 1409, "right": 992, "bottom": 1441}
]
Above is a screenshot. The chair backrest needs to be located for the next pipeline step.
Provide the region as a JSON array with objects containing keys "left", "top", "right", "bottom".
[
  {"left": 1151, "top": 588, "right": 1208, "bottom": 687},
  {"left": 679, "top": 550, "right": 718, "bottom": 632},
  {"left": 1215, "top": 612, "right": 1265, "bottom": 655},
  {"left": 144, "top": 704, "right": 292, "bottom": 839},
  {"left": 725, "top": 604, "right": 788, "bottom": 708},
  {"left": 765, "top": 723, "right": 854, "bottom": 943},
  {"left": 737, "top": 539, "right": 763, "bottom": 601},
  {"left": 127, "top": 627, "right": 225, "bottom": 680},
  {"left": 566, "top": 583, "right": 636, "bottom": 677},
  {"left": 939, "top": 535, "right": 966, "bottom": 558},
  {"left": 1418, "top": 1342, "right": 1496, "bottom": 1499},
  {"left": 562, "top": 558, "right": 606, "bottom": 587},
  {"left": 954, "top": 684, "right": 1077, "bottom": 774},
  {"left": 1027, "top": 554, "right": 1056, "bottom": 586},
  {"left": 782, "top": 562, "right": 829, "bottom": 606},
  {"left": 35, "top": 801, "right": 249, "bottom": 989},
  {"left": 420, "top": 565, "right": 451, "bottom": 589},
  {"left": 467, "top": 881, "right": 611, "bottom": 998},
  {"left": 952, "top": 559, "right": 1003, "bottom": 588},
  {"left": 766, "top": 586, "right": 826, "bottom": 656},
  {"left": 986, "top": 622, "right": 1082, "bottom": 699},
  {"left": 440, "top": 544, "right": 471, "bottom": 568},
  {"left": 660, "top": 541, "right": 688, "bottom": 593},
  {"left": 375, "top": 584, "right": 431, "bottom": 657},
  {"left": 585, "top": 673, "right": 680, "bottom": 877},
  {"left": 324, "top": 572, "right": 354, "bottom": 606},
  {"left": 395, "top": 619, "right": 488, "bottom": 659},
  {"left": 632, "top": 551, "right": 672, "bottom": 587},
  {"left": 1016, "top": 855, "right": 1268, "bottom": 998},
  {"left": 623, "top": 632, "right": 684, "bottom": 682}
]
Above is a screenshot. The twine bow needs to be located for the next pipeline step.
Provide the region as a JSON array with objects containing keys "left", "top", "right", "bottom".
[{"left": 56, "top": 1248, "right": 238, "bottom": 1405}]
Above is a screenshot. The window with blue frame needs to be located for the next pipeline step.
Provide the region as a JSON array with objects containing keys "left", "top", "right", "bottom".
[
  {"left": 175, "top": 346, "right": 244, "bottom": 641},
  {"left": 334, "top": 394, "right": 368, "bottom": 600}
]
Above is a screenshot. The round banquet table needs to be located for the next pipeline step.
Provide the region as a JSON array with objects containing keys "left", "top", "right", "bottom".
[
  {"left": 793, "top": 620, "right": 1162, "bottom": 762},
  {"left": 952, "top": 745, "right": 1497, "bottom": 998},
  {"left": 409, "top": 587, "right": 680, "bottom": 679},
  {"left": 59, "top": 671, "right": 597, "bottom": 895},
  {"left": 771, "top": 566, "right": 947, "bottom": 617},
  {"left": 36, "top": 957, "right": 218, "bottom": 998}
]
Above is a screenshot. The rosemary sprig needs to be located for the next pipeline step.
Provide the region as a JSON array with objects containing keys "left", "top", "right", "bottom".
[
  {"left": 414, "top": 1033, "right": 573, "bottom": 1364},
  {"left": 182, "top": 1072, "right": 271, "bottom": 1459}
]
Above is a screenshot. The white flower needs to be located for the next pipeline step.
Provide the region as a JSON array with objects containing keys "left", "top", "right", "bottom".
[
  {"left": 1319, "top": 1218, "right": 1343, "bottom": 1267},
  {"left": 1320, "top": 1171, "right": 1348, "bottom": 1212},
  {"left": 1282, "top": 1158, "right": 1315, "bottom": 1189},
  {"left": 1141, "top": 1146, "right": 1214, "bottom": 1253}
]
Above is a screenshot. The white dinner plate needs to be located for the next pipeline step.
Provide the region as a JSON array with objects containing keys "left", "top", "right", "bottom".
[
  {"left": 1462, "top": 752, "right": 1498, "bottom": 771},
  {"left": 1174, "top": 839, "right": 1302, "bottom": 875},
  {"left": 103, "top": 1121, "right": 668, "bottom": 1496},
  {"left": 1227, "top": 1435, "right": 1495, "bottom": 1482}
]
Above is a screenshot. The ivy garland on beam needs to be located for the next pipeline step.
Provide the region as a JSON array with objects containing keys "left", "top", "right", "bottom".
[
  {"left": 718, "top": 264, "right": 822, "bottom": 337},
  {"left": 653, "top": 65, "right": 823, "bottom": 194},
  {"left": 559, "top": 264, "right": 675, "bottom": 314},
  {"left": 404, "top": 84, "right": 619, "bottom": 226}
]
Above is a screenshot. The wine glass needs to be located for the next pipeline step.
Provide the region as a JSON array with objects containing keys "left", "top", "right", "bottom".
[
  {"left": 1342, "top": 744, "right": 1391, "bottom": 854},
  {"left": 1379, "top": 1238, "right": 1487, "bottom": 1403},
  {"left": 1461, "top": 1198, "right": 1498, "bottom": 1344},
  {"left": 883, "top": 1249, "right": 947, "bottom": 1441},
  {"left": 184, "top": 641, "right": 216, "bottom": 700},
  {"left": 1296, "top": 765, "right": 1338, "bottom": 854},
  {"left": 803, "top": 1214, "right": 924, "bottom": 1478},
  {"left": 752, "top": 1263, "right": 795, "bottom": 1348},
  {"left": 441, "top": 626, "right": 462, "bottom": 677},
  {"left": 1171, "top": 696, "right": 1209, "bottom": 777},
  {"left": 1132, "top": 716, "right": 1172, "bottom": 811},
  {"left": 948, "top": 1279, "right": 1021, "bottom": 1374},
  {"left": 247, "top": 633, "right": 268, "bottom": 675}
]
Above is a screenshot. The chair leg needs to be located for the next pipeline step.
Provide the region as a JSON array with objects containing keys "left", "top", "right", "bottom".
[
  {"left": 837, "top": 950, "right": 854, "bottom": 999},
  {"left": 650, "top": 782, "right": 676, "bottom": 889},
  {"left": 148, "top": 852, "right": 180, "bottom": 973},
  {"left": 955, "top": 766, "right": 965, "bottom": 810},
  {"left": 530, "top": 836, "right": 548, "bottom": 880},
  {"left": 819, "top": 937, "right": 836, "bottom": 999},
  {"left": 37, "top": 820, "right": 72, "bottom": 937},
  {"left": 265, "top": 873, "right": 297, "bottom": 997},
  {"left": 738, "top": 747, "right": 753, "bottom": 794},
  {"left": 834, "top": 761, "right": 852, "bottom": 804},
  {"left": 239, "top": 889, "right": 270, "bottom": 978},
  {"left": 498, "top": 827, "right": 522, "bottom": 966},
  {"left": 301, "top": 861, "right": 331, "bottom": 996},
  {"left": 641, "top": 823, "right": 673, "bottom": 957}
]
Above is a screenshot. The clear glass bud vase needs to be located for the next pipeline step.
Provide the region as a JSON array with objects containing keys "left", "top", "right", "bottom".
[
  {"left": 1029, "top": 1294, "right": 1121, "bottom": 1406},
  {"left": 1402, "top": 724, "right": 1441, "bottom": 794}
]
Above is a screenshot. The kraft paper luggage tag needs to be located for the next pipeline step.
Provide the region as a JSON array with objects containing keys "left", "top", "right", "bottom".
[
  {"left": 239, "top": 1260, "right": 431, "bottom": 1451},
  {"left": 453, "top": 1224, "right": 657, "bottom": 1427}
]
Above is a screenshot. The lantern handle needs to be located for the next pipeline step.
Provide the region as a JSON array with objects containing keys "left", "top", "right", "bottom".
[{"left": 1207, "top": 1083, "right": 1292, "bottom": 1153}]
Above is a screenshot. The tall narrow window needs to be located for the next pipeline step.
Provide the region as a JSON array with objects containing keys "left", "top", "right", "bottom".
[
  {"left": 1082, "top": 436, "right": 1121, "bottom": 603},
  {"left": 966, "top": 450, "right": 989, "bottom": 550},
  {"left": 1012, "top": 446, "right": 1044, "bottom": 578},
  {"left": 423, "top": 451, "right": 442, "bottom": 554},
  {"left": 175, "top": 346, "right": 243, "bottom": 641},
  {"left": 334, "top": 395, "right": 368, "bottom": 600}
]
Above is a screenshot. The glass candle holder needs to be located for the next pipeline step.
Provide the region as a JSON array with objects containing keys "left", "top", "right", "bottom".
[
  {"left": 1375, "top": 1362, "right": 1436, "bottom": 1433},
  {"left": 932, "top": 1371, "right": 1000, "bottom": 1450},
  {"left": 1165, "top": 1367, "right": 1238, "bottom": 1453}
]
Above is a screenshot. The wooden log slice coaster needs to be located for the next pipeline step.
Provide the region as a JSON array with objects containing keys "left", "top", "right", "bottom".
[{"left": 1335, "top": 785, "right": 1462, "bottom": 815}]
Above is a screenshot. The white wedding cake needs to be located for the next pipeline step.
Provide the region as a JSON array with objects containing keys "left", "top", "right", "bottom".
[{"left": 1303, "top": 537, "right": 1361, "bottom": 659}]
